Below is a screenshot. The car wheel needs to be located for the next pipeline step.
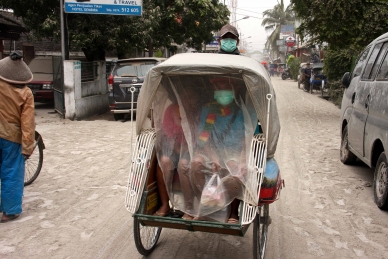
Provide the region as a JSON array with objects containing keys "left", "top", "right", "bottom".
[
  {"left": 113, "top": 114, "right": 125, "bottom": 121},
  {"left": 340, "top": 125, "right": 357, "bottom": 164},
  {"left": 374, "top": 152, "right": 388, "bottom": 210}
]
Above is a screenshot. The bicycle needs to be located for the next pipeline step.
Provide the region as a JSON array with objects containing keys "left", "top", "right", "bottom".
[{"left": 24, "top": 130, "right": 45, "bottom": 186}]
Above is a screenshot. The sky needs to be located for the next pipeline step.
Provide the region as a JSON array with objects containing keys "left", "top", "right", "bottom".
[{"left": 222, "top": 0, "right": 291, "bottom": 52}]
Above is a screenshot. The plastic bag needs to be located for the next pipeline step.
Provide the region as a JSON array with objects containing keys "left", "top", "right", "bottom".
[{"left": 200, "top": 174, "right": 225, "bottom": 208}]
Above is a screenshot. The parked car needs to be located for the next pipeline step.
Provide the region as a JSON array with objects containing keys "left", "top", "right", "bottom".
[
  {"left": 108, "top": 58, "right": 166, "bottom": 120},
  {"left": 340, "top": 32, "right": 388, "bottom": 210},
  {"left": 27, "top": 56, "right": 55, "bottom": 103}
]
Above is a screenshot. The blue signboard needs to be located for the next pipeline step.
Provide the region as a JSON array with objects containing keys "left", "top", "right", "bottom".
[
  {"left": 206, "top": 36, "right": 219, "bottom": 46},
  {"left": 64, "top": 0, "right": 142, "bottom": 16}
]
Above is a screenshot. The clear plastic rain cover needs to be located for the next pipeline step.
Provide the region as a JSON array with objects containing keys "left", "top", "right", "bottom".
[{"left": 153, "top": 74, "right": 259, "bottom": 222}]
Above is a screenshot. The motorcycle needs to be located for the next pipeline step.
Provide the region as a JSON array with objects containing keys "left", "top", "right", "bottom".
[{"left": 281, "top": 67, "right": 292, "bottom": 80}]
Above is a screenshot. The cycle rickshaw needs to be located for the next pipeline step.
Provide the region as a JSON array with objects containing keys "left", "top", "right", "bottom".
[{"left": 125, "top": 53, "right": 283, "bottom": 259}]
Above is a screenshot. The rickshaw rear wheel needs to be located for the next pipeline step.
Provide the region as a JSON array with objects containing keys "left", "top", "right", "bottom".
[
  {"left": 253, "top": 204, "right": 269, "bottom": 259},
  {"left": 133, "top": 217, "right": 162, "bottom": 255}
]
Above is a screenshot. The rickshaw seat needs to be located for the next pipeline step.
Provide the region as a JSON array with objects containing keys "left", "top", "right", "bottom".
[{"left": 126, "top": 131, "right": 270, "bottom": 236}]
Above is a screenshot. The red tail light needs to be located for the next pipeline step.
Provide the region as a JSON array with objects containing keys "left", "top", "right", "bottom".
[{"left": 108, "top": 75, "right": 113, "bottom": 91}]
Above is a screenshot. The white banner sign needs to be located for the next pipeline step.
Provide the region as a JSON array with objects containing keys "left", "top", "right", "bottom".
[
  {"left": 278, "top": 46, "right": 287, "bottom": 52},
  {"left": 64, "top": 0, "right": 142, "bottom": 16},
  {"left": 276, "top": 39, "right": 284, "bottom": 46}
]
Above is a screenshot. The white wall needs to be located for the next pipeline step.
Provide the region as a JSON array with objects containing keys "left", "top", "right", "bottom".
[{"left": 64, "top": 60, "right": 109, "bottom": 120}]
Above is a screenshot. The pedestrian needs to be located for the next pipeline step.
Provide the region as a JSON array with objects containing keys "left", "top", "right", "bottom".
[
  {"left": 270, "top": 63, "right": 275, "bottom": 77},
  {"left": 304, "top": 62, "right": 312, "bottom": 92},
  {"left": 0, "top": 51, "right": 35, "bottom": 223}
]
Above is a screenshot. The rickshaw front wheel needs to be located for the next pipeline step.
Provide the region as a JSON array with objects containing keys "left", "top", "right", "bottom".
[
  {"left": 134, "top": 217, "right": 162, "bottom": 255},
  {"left": 253, "top": 204, "right": 269, "bottom": 259}
]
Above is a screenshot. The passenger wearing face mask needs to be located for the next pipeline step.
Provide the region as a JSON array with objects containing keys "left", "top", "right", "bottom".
[
  {"left": 217, "top": 24, "right": 241, "bottom": 55},
  {"left": 180, "top": 76, "right": 251, "bottom": 223}
]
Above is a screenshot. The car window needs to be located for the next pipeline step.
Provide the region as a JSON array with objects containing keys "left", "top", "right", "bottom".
[
  {"left": 361, "top": 43, "right": 384, "bottom": 80},
  {"left": 371, "top": 42, "right": 388, "bottom": 80},
  {"left": 376, "top": 46, "right": 388, "bottom": 81},
  {"left": 114, "top": 62, "right": 156, "bottom": 77},
  {"left": 352, "top": 47, "right": 371, "bottom": 79}
]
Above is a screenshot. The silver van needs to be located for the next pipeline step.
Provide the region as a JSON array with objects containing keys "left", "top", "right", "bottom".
[
  {"left": 340, "top": 32, "right": 388, "bottom": 210},
  {"left": 108, "top": 58, "right": 166, "bottom": 120}
]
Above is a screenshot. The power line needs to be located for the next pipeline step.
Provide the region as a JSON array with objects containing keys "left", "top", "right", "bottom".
[
  {"left": 235, "top": 7, "right": 263, "bottom": 15},
  {"left": 235, "top": 13, "right": 263, "bottom": 19}
]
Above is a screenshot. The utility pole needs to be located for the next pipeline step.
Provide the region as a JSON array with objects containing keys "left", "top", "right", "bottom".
[
  {"left": 60, "top": 0, "right": 69, "bottom": 60},
  {"left": 230, "top": 0, "right": 237, "bottom": 26}
]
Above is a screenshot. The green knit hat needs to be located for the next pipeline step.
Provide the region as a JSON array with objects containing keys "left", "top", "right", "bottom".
[{"left": 0, "top": 51, "right": 33, "bottom": 84}]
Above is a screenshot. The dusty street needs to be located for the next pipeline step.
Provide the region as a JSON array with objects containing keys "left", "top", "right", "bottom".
[{"left": 1, "top": 76, "right": 387, "bottom": 259}]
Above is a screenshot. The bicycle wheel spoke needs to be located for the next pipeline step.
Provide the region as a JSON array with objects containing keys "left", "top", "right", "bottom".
[{"left": 24, "top": 132, "right": 44, "bottom": 186}]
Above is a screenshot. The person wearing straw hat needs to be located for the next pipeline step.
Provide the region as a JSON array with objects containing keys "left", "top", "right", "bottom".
[{"left": 0, "top": 51, "right": 35, "bottom": 223}]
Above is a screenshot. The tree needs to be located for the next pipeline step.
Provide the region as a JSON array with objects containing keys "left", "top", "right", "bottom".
[
  {"left": 0, "top": 0, "right": 229, "bottom": 60},
  {"left": 149, "top": 0, "right": 229, "bottom": 50},
  {"left": 291, "top": 0, "right": 388, "bottom": 104},
  {"left": 291, "top": 0, "right": 388, "bottom": 51},
  {"left": 261, "top": 0, "right": 295, "bottom": 57}
]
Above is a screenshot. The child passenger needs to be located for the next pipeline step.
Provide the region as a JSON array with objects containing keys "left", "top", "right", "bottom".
[{"left": 154, "top": 85, "right": 199, "bottom": 220}]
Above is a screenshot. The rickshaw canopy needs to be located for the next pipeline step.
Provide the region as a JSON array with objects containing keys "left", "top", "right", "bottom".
[{"left": 136, "top": 53, "right": 280, "bottom": 158}]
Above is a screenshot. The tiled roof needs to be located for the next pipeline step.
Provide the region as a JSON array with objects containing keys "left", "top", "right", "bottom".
[{"left": 0, "top": 11, "right": 26, "bottom": 40}]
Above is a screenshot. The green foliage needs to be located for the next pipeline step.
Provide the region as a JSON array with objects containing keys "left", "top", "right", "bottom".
[
  {"left": 291, "top": 0, "right": 388, "bottom": 50},
  {"left": 152, "top": 0, "right": 229, "bottom": 50},
  {"left": 286, "top": 54, "right": 295, "bottom": 65},
  {"left": 327, "top": 80, "right": 344, "bottom": 108},
  {"left": 0, "top": 0, "right": 229, "bottom": 60},
  {"left": 155, "top": 49, "right": 163, "bottom": 57},
  {"left": 324, "top": 48, "right": 360, "bottom": 81},
  {"left": 291, "top": 0, "right": 388, "bottom": 106},
  {"left": 287, "top": 56, "right": 300, "bottom": 81}
]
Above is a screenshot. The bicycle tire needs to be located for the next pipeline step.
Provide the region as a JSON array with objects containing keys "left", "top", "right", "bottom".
[
  {"left": 133, "top": 217, "right": 162, "bottom": 255},
  {"left": 24, "top": 132, "right": 44, "bottom": 186},
  {"left": 253, "top": 204, "right": 269, "bottom": 259}
]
